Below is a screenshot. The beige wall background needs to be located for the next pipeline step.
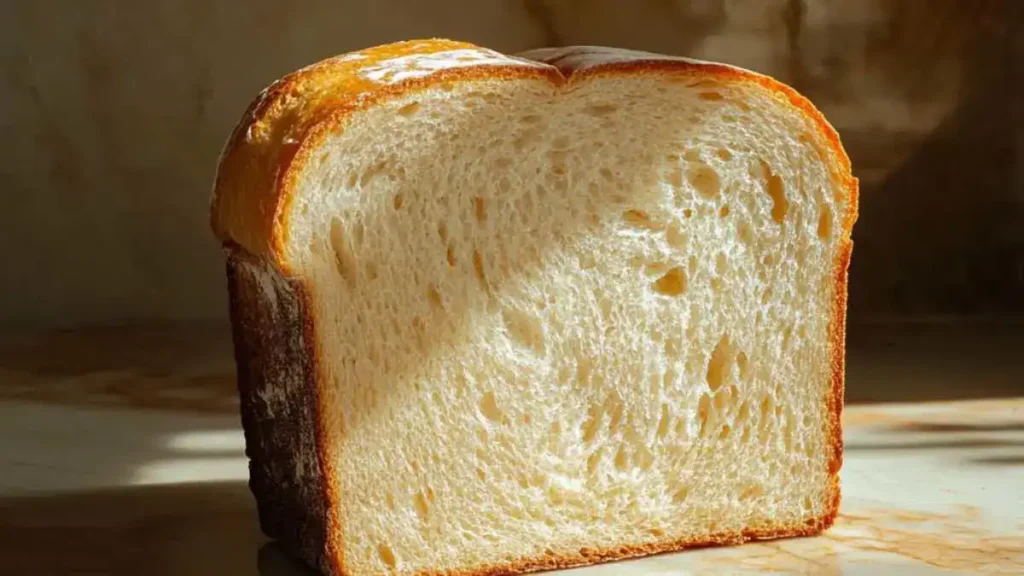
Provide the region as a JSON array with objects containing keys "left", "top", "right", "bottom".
[{"left": 3, "top": 0, "right": 1022, "bottom": 328}]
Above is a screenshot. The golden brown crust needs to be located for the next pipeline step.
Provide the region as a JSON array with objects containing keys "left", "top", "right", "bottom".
[
  {"left": 420, "top": 518, "right": 833, "bottom": 576},
  {"left": 213, "top": 39, "right": 858, "bottom": 576},
  {"left": 210, "top": 39, "right": 559, "bottom": 269}
]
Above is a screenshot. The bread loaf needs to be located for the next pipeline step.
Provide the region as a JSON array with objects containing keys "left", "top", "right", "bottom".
[{"left": 212, "top": 39, "right": 858, "bottom": 576}]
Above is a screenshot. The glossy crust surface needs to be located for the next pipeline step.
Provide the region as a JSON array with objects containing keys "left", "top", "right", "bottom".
[{"left": 213, "top": 39, "right": 858, "bottom": 576}]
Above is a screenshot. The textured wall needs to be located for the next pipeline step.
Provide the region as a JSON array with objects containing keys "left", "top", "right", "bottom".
[{"left": 2, "top": 0, "right": 1021, "bottom": 327}]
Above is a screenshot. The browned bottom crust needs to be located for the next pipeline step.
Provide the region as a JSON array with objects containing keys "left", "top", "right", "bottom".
[{"left": 414, "top": 504, "right": 838, "bottom": 576}]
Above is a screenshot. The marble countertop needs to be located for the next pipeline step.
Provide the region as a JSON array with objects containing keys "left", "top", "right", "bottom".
[{"left": 1, "top": 322, "right": 1021, "bottom": 575}]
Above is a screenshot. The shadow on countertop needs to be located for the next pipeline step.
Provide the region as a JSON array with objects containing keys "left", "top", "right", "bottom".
[{"left": 0, "top": 481, "right": 263, "bottom": 576}]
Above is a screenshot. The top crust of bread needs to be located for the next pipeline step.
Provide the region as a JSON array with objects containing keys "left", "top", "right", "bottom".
[
  {"left": 211, "top": 39, "right": 858, "bottom": 576},
  {"left": 211, "top": 39, "right": 857, "bottom": 269}
]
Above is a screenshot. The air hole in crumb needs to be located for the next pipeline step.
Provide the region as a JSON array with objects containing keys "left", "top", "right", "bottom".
[
  {"left": 606, "top": 394, "right": 624, "bottom": 433},
  {"left": 502, "top": 307, "right": 546, "bottom": 355},
  {"left": 582, "top": 405, "right": 601, "bottom": 445},
  {"left": 392, "top": 193, "right": 404, "bottom": 210},
  {"left": 599, "top": 167, "right": 614, "bottom": 182},
  {"left": 473, "top": 196, "right": 486, "bottom": 223},
  {"left": 652, "top": 267, "right": 687, "bottom": 297},
  {"left": 818, "top": 203, "right": 833, "bottom": 239},
  {"left": 437, "top": 222, "right": 448, "bottom": 242},
  {"left": 657, "top": 404, "right": 671, "bottom": 439},
  {"left": 760, "top": 160, "right": 788, "bottom": 223},
  {"left": 714, "top": 385, "right": 735, "bottom": 413},
  {"left": 666, "top": 225, "right": 687, "bottom": 251},
  {"left": 397, "top": 101, "right": 420, "bottom": 117},
  {"left": 413, "top": 492, "right": 429, "bottom": 520},
  {"left": 446, "top": 245, "right": 456, "bottom": 267},
  {"left": 587, "top": 449, "right": 602, "bottom": 477},
  {"left": 329, "top": 218, "right": 357, "bottom": 286},
  {"left": 740, "top": 485, "right": 764, "bottom": 500},
  {"left": 585, "top": 103, "right": 619, "bottom": 117},
  {"left": 663, "top": 367, "right": 677, "bottom": 387},
  {"left": 623, "top": 209, "right": 661, "bottom": 229},
  {"left": 426, "top": 286, "right": 442, "bottom": 309},
  {"left": 521, "top": 114, "right": 542, "bottom": 124},
  {"left": 648, "top": 527, "right": 666, "bottom": 538},
  {"left": 715, "top": 253, "right": 728, "bottom": 275},
  {"left": 672, "top": 486, "right": 690, "bottom": 504},
  {"left": 472, "top": 250, "right": 487, "bottom": 289},
  {"left": 683, "top": 208, "right": 694, "bottom": 219},
  {"left": 378, "top": 544, "right": 397, "bottom": 568},
  {"left": 719, "top": 205, "right": 730, "bottom": 218},
  {"left": 550, "top": 150, "right": 568, "bottom": 175},
  {"left": 614, "top": 446, "right": 628, "bottom": 471},
  {"left": 706, "top": 336, "right": 732, "bottom": 392},
  {"left": 697, "top": 393, "right": 712, "bottom": 435},
  {"left": 736, "top": 352, "right": 749, "bottom": 380},
  {"left": 674, "top": 415, "right": 687, "bottom": 437},
  {"left": 352, "top": 220, "right": 364, "bottom": 245},
  {"left": 719, "top": 424, "right": 731, "bottom": 439},
  {"left": 480, "top": 392, "right": 503, "bottom": 422},
  {"left": 699, "top": 91, "right": 724, "bottom": 101},
  {"left": 716, "top": 148, "right": 732, "bottom": 161},
  {"left": 687, "top": 163, "right": 721, "bottom": 198},
  {"left": 738, "top": 222, "right": 754, "bottom": 245},
  {"left": 476, "top": 467, "right": 486, "bottom": 480},
  {"left": 360, "top": 160, "right": 388, "bottom": 187},
  {"left": 759, "top": 396, "right": 773, "bottom": 423}
]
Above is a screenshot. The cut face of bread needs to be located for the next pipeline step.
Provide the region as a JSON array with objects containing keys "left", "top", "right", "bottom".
[{"left": 214, "top": 41, "right": 856, "bottom": 576}]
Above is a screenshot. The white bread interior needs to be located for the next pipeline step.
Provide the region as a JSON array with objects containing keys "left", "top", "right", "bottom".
[{"left": 281, "top": 72, "right": 848, "bottom": 575}]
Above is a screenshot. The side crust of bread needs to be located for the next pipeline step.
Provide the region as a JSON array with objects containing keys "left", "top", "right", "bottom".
[
  {"left": 213, "top": 39, "right": 858, "bottom": 576},
  {"left": 226, "top": 248, "right": 344, "bottom": 574}
]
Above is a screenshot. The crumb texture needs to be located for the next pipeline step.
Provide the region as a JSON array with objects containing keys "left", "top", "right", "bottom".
[{"left": 271, "top": 62, "right": 849, "bottom": 575}]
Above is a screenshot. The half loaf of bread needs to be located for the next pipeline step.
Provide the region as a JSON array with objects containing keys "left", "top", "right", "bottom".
[{"left": 212, "top": 39, "right": 857, "bottom": 576}]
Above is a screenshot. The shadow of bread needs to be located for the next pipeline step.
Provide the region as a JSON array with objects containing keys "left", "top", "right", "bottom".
[{"left": 0, "top": 482, "right": 261, "bottom": 576}]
